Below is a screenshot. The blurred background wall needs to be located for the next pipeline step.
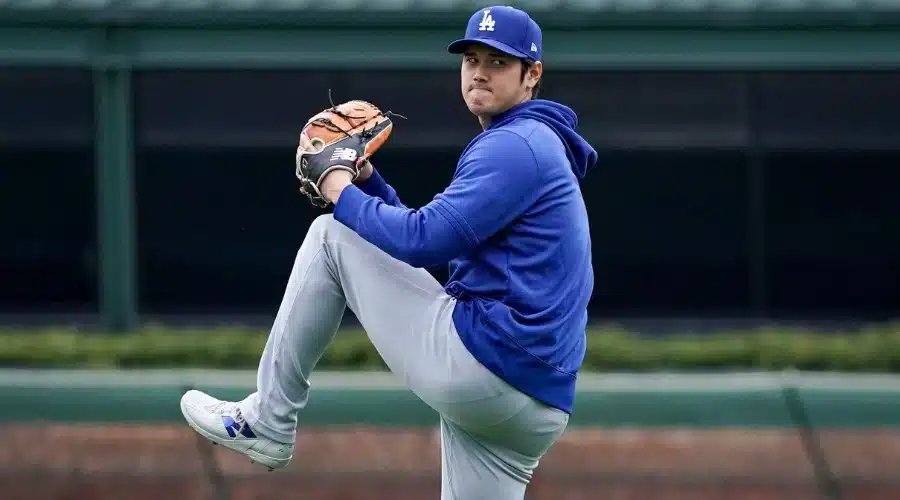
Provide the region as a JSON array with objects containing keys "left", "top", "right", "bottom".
[
  {"left": 1, "top": 2, "right": 899, "bottom": 499},
  {"left": 1, "top": 1, "right": 897, "bottom": 330}
]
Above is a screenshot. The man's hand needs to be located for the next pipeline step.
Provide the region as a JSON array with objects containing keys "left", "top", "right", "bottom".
[{"left": 320, "top": 169, "right": 354, "bottom": 204}]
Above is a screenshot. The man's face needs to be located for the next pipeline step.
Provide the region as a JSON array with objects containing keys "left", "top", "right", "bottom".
[{"left": 460, "top": 43, "right": 540, "bottom": 121}]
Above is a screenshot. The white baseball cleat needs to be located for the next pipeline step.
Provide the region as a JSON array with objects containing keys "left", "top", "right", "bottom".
[{"left": 180, "top": 389, "right": 293, "bottom": 471}]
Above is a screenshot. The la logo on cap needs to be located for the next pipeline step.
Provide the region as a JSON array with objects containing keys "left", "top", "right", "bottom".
[{"left": 478, "top": 9, "right": 495, "bottom": 31}]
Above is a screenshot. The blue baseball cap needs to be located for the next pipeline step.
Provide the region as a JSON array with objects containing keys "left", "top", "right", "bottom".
[{"left": 447, "top": 6, "right": 542, "bottom": 62}]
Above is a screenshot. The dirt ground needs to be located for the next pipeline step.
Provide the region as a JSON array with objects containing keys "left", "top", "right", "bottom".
[{"left": 2, "top": 425, "right": 898, "bottom": 499}]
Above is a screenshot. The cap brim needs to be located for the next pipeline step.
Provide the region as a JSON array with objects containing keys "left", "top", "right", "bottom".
[{"left": 447, "top": 38, "right": 532, "bottom": 61}]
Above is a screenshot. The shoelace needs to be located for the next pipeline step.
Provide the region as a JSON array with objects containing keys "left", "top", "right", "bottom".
[
  {"left": 207, "top": 400, "right": 252, "bottom": 428},
  {"left": 207, "top": 400, "right": 234, "bottom": 415},
  {"left": 205, "top": 399, "right": 256, "bottom": 439}
]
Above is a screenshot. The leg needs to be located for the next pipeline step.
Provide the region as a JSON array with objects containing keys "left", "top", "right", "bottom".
[
  {"left": 439, "top": 405, "right": 569, "bottom": 500},
  {"left": 239, "top": 214, "right": 458, "bottom": 440},
  {"left": 180, "top": 214, "right": 456, "bottom": 467},
  {"left": 441, "top": 418, "right": 531, "bottom": 500},
  {"left": 180, "top": 213, "right": 567, "bottom": 486},
  {"left": 436, "top": 325, "right": 571, "bottom": 500}
]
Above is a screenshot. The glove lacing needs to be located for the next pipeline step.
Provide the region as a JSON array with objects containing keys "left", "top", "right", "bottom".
[{"left": 308, "top": 90, "right": 406, "bottom": 139}]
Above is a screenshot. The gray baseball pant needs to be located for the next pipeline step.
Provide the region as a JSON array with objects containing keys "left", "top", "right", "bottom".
[{"left": 238, "top": 214, "right": 569, "bottom": 499}]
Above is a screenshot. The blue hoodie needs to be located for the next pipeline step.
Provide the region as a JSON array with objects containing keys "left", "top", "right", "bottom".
[{"left": 333, "top": 99, "right": 598, "bottom": 413}]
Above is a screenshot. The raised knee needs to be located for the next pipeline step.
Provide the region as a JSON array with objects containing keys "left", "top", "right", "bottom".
[
  {"left": 308, "top": 213, "right": 337, "bottom": 235},
  {"left": 305, "top": 213, "right": 355, "bottom": 246},
  {"left": 294, "top": 214, "right": 338, "bottom": 262}
]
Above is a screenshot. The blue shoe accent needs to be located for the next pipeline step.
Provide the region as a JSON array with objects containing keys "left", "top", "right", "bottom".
[{"left": 222, "top": 415, "right": 257, "bottom": 438}]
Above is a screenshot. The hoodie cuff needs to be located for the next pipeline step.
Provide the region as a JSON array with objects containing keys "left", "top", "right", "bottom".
[{"left": 356, "top": 169, "right": 391, "bottom": 200}]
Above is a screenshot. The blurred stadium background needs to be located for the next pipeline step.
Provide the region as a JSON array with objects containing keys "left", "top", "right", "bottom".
[{"left": 1, "top": 0, "right": 899, "bottom": 498}]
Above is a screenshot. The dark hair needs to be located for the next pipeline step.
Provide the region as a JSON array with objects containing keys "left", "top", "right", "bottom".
[{"left": 520, "top": 61, "right": 541, "bottom": 99}]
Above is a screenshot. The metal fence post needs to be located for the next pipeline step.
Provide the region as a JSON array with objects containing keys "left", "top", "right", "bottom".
[{"left": 93, "top": 26, "right": 137, "bottom": 332}]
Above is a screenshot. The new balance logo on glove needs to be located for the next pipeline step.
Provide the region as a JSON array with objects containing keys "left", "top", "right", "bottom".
[{"left": 330, "top": 148, "right": 357, "bottom": 162}]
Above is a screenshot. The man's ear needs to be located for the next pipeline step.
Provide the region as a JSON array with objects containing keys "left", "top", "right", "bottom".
[{"left": 527, "top": 61, "right": 543, "bottom": 91}]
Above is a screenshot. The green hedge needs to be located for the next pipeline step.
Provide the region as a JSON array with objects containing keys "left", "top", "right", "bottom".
[{"left": 0, "top": 324, "right": 898, "bottom": 371}]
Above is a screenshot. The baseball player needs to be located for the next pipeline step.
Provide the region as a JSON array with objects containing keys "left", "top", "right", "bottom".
[{"left": 180, "top": 5, "right": 598, "bottom": 499}]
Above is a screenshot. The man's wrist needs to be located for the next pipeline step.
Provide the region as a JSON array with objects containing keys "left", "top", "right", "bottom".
[{"left": 321, "top": 170, "right": 354, "bottom": 204}]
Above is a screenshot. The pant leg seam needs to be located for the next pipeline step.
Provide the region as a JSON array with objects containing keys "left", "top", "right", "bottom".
[
  {"left": 271, "top": 246, "right": 327, "bottom": 394},
  {"left": 250, "top": 246, "right": 328, "bottom": 440}
]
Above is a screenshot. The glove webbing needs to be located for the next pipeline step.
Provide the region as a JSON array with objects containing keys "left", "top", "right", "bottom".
[
  {"left": 309, "top": 108, "right": 405, "bottom": 141},
  {"left": 310, "top": 92, "right": 406, "bottom": 140}
]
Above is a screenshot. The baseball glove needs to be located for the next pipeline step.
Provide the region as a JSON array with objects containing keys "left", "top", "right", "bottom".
[{"left": 295, "top": 99, "right": 396, "bottom": 207}]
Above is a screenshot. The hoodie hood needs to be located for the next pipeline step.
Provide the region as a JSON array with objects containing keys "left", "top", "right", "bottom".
[{"left": 489, "top": 99, "right": 598, "bottom": 179}]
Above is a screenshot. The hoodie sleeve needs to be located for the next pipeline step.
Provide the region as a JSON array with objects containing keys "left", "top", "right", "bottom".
[
  {"left": 355, "top": 168, "right": 407, "bottom": 209},
  {"left": 332, "top": 130, "right": 542, "bottom": 268}
]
